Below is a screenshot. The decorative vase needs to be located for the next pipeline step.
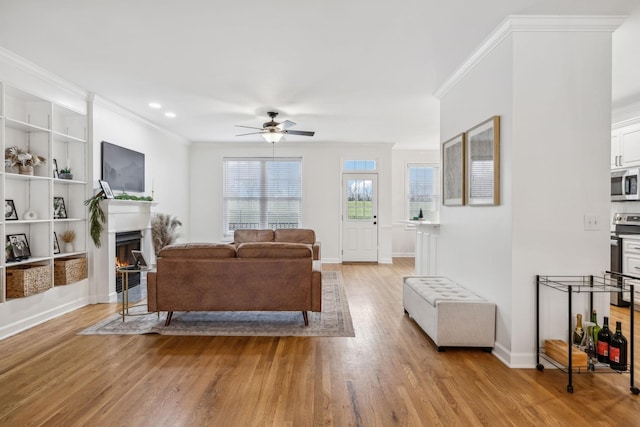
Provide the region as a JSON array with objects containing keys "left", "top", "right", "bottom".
[
  {"left": 65, "top": 243, "right": 74, "bottom": 253},
  {"left": 18, "top": 165, "right": 34, "bottom": 175},
  {"left": 59, "top": 173, "right": 73, "bottom": 180}
]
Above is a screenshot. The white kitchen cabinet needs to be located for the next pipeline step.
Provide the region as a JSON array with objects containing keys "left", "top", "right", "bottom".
[{"left": 612, "top": 122, "right": 640, "bottom": 169}]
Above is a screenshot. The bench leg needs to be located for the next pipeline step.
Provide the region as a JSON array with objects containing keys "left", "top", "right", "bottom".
[
  {"left": 302, "top": 311, "right": 309, "bottom": 326},
  {"left": 165, "top": 311, "right": 173, "bottom": 326}
]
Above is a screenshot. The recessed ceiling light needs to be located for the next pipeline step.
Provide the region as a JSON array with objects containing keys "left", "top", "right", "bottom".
[
  {"left": 148, "top": 102, "right": 162, "bottom": 109},
  {"left": 164, "top": 112, "right": 176, "bottom": 118}
]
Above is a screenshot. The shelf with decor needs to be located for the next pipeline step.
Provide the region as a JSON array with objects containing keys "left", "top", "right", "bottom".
[{"left": 1, "top": 82, "right": 88, "bottom": 303}]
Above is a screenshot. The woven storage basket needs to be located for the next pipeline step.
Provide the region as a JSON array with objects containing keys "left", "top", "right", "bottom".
[
  {"left": 6, "top": 264, "right": 52, "bottom": 297},
  {"left": 54, "top": 257, "right": 88, "bottom": 286}
]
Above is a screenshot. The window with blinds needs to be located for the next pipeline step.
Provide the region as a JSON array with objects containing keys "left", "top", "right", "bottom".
[
  {"left": 407, "top": 163, "right": 440, "bottom": 219},
  {"left": 223, "top": 157, "right": 302, "bottom": 236}
]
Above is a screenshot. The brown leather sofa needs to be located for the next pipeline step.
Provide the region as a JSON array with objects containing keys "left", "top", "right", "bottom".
[
  {"left": 232, "top": 228, "right": 320, "bottom": 260},
  {"left": 147, "top": 229, "right": 322, "bottom": 326}
]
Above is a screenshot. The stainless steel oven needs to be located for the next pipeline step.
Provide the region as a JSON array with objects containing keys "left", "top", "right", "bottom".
[
  {"left": 610, "top": 234, "right": 628, "bottom": 306},
  {"left": 611, "top": 213, "right": 637, "bottom": 307}
]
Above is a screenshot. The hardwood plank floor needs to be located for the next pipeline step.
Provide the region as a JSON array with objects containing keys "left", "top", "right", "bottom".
[{"left": 1, "top": 258, "right": 639, "bottom": 426}]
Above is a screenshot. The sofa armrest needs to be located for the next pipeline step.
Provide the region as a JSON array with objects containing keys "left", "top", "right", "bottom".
[
  {"left": 311, "top": 262, "right": 322, "bottom": 312},
  {"left": 312, "top": 242, "right": 321, "bottom": 260},
  {"left": 147, "top": 271, "right": 158, "bottom": 312}
]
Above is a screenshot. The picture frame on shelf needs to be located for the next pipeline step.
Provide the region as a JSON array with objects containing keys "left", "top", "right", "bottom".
[
  {"left": 53, "top": 197, "right": 68, "bottom": 219},
  {"left": 6, "top": 233, "right": 31, "bottom": 262},
  {"left": 53, "top": 232, "right": 60, "bottom": 254},
  {"left": 99, "top": 180, "right": 115, "bottom": 199},
  {"left": 442, "top": 133, "right": 465, "bottom": 206},
  {"left": 466, "top": 116, "right": 500, "bottom": 206},
  {"left": 5, "top": 199, "right": 18, "bottom": 220}
]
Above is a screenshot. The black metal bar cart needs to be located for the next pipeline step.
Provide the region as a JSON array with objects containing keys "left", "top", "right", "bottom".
[{"left": 535, "top": 273, "right": 638, "bottom": 394}]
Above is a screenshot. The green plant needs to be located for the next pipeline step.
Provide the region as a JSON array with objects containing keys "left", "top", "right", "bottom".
[
  {"left": 59, "top": 167, "right": 71, "bottom": 174},
  {"left": 84, "top": 194, "right": 106, "bottom": 247},
  {"left": 151, "top": 213, "right": 182, "bottom": 254},
  {"left": 114, "top": 193, "right": 153, "bottom": 201}
]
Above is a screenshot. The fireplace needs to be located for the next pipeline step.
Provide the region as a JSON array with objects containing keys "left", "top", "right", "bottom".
[
  {"left": 94, "top": 199, "right": 155, "bottom": 303},
  {"left": 115, "top": 231, "right": 142, "bottom": 293}
]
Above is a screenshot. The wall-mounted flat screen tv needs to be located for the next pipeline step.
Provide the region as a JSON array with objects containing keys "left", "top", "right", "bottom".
[{"left": 101, "top": 141, "right": 145, "bottom": 193}]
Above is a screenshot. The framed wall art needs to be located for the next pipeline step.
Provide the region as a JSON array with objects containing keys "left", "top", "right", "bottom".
[
  {"left": 466, "top": 116, "right": 500, "bottom": 206},
  {"left": 53, "top": 232, "right": 61, "bottom": 254},
  {"left": 5, "top": 199, "right": 18, "bottom": 220},
  {"left": 53, "top": 197, "right": 68, "bottom": 219},
  {"left": 7, "top": 233, "right": 31, "bottom": 261},
  {"left": 99, "top": 180, "right": 115, "bottom": 199},
  {"left": 442, "top": 133, "right": 465, "bottom": 206}
]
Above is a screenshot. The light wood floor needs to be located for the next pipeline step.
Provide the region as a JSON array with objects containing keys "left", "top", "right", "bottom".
[{"left": 1, "top": 258, "right": 639, "bottom": 426}]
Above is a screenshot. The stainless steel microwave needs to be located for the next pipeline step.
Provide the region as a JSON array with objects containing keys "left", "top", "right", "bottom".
[{"left": 612, "top": 168, "right": 640, "bottom": 201}]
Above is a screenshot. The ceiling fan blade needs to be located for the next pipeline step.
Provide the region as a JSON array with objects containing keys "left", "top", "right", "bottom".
[
  {"left": 236, "top": 131, "right": 265, "bottom": 136},
  {"left": 285, "top": 130, "right": 315, "bottom": 137},
  {"left": 276, "top": 120, "right": 296, "bottom": 130},
  {"left": 236, "top": 125, "right": 264, "bottom": 130}
]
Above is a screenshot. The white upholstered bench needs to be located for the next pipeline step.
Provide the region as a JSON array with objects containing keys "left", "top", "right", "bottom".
[{"left": 402, "top": 276, "right": 496, "bottom": 351}]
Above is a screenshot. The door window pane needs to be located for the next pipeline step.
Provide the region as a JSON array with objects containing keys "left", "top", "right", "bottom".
[{"left": 347, "top": 179, "right": 373, "bottom": 221}]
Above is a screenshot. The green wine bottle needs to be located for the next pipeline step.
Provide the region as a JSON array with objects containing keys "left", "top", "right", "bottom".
[
  {"left": 572, "top": 313, "right": 585, "bottom": 345},
  {"left": 590, "top": 309, "right": 600, "bottom": 344}
]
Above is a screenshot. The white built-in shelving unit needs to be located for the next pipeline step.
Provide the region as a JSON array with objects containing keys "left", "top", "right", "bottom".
[{"left": 0, "top": 82, "right": 88, "bottom": 303}]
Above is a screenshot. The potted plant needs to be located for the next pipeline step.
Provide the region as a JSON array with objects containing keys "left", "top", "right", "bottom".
[
  {"left": 60, "top": 230, "right": 76, "bottom": 252},
  {"left": 58, "top": 167, "right": 73, "bottom": 180},
  {"left": 4, "top": 146, "right": 46, "bottom": 175},
  {"left": 151, "top": 213, "right": 182, "bottom": 255}
]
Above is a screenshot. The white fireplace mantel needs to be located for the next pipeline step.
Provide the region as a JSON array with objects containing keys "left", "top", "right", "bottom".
[{"left": 93, "top": 200, "right": 157, "bottom": 303}]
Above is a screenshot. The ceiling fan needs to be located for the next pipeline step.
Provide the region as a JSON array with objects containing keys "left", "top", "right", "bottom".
[{"left": 236, "top": 111, "right": 315, "bottom": 143}]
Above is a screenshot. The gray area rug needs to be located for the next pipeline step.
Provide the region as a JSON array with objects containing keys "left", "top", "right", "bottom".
[{"left": 79, "top": 271, "right": 355, "bottom": 337}]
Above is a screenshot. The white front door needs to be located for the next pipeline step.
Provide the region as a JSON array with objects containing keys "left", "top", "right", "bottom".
[{"left": 342, "top": 173, "right": 378, "bottom": 262}]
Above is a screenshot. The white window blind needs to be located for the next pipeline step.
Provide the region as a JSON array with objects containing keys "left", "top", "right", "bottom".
[
  {"left": 407, "top": 164, "right": 440, "bottom": 219},
  {"left": 223, "top": 157, "right": 302, "bottom": 236}
]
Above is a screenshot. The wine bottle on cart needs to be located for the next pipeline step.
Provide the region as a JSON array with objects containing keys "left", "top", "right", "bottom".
[
  {"left": 585, "top": 326, "right": 596, "bottom": 367},
  {"left": 573, "top": 313, "right": 585, "bottom": 345},
  {"left": 609, "top": 321, "right": 628, "bottom": 371},
  {"left": 591, "top": 310, "right": 601, "bottom": 344},
  {"left": 596, "top": 316, "right": 612, "bottom": 364}
]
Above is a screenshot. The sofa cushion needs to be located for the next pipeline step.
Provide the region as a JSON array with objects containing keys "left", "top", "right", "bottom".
[
  {"left": 274, "top": 228, "right": 315, "bottom": 244},
  {"left": 234, "top": 229, "right": 275, "bottom": 243},
  {"left": 158, "top": 243, "right": 237, "bottom": 258},
  {"left": 237, "top": 242, "right": 312, "bottom": 258}
]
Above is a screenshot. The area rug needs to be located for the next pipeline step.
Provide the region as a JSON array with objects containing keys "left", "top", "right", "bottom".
[{"left": 79, "top": 271, "right": 354, "bottom": 337}]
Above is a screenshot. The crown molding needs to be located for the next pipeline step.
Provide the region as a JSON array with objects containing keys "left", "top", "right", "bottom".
[
  {"left": 92, "top": 94, "right": 190, "bottom": 145},
  {"left": 612, "top": 100, "right": 640, "bottom": 128},
  {"left": 434, "top": 15, "right": 628, "bottom": 99},
  {"left": 0, "top": 46, "right": 87, "bottom": 99}
]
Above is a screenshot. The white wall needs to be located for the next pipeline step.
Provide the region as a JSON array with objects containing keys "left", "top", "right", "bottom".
[
  {"left": 90, "top": 98, "right": 191, "bottom": 300},
  {"left": 189, "top": 141, "right": 394, "bottom": 263},
  {"left": 91, "top": 98, "right": 191, "bottom": 227},
  {"left": 437, "top": 17, "right": 617, "bottom": 367},
  {"left": 391, "top": 149, "right": 440, "bottom": 257}
]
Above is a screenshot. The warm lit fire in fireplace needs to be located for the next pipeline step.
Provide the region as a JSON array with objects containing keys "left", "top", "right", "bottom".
[{"left": 115, "top": 257, "right": 130, "bottom": 269}]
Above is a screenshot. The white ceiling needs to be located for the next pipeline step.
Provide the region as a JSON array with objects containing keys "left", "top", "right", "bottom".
[{"left": 0, "top": 0, "right": 639, "bottom": 149}]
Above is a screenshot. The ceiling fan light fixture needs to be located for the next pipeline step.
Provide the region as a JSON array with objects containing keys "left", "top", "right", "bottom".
[{"left": 262, "top": 131, "right": 284, "bottom": 144}]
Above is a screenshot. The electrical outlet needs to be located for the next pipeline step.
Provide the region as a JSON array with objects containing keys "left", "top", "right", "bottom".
[{"left": 584, "top": 214, "right": 600, "bottom": 231}]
